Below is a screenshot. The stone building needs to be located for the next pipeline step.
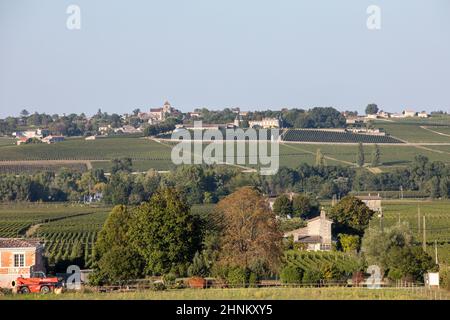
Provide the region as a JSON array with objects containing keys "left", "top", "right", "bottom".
[{"left": 283, "top": 210, "right": 333, "bottom": 251}]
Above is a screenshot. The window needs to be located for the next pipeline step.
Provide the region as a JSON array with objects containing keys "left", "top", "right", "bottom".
[{"left": 14, "top": 254, "right": 25, "bottom": 267}]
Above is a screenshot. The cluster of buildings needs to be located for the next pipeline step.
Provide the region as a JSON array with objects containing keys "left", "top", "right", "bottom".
[
  {"left": 13, "top": 129, "right": 64, "bottom": 146},
  {"left": 138, "top": 101, "right": 181, "bottom": 124},
  {"left": 366, "top": 109, "right": 429, "bottom": 120}
]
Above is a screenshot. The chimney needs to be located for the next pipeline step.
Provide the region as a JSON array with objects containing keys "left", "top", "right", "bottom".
[{"left": 320, "top": 207, "right": 326, "bottom": 220}]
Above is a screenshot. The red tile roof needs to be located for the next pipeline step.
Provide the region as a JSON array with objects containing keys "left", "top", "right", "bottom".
[{"left": 0, "top": 238, "right": 42, "bottom": 248}]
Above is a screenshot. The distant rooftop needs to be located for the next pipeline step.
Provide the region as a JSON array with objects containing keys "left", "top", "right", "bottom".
[{"left": 0, "top": 238, "right": 42, "bottom": 248}]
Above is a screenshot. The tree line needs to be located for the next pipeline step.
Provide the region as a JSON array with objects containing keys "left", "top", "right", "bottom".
[{"left": 0, "top": 155, "right": 448, "bottom": 203}]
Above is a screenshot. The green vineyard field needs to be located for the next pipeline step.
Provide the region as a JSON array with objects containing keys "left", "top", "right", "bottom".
[{"left": 283, "top": 129, "right": 403, "bottom": 144}]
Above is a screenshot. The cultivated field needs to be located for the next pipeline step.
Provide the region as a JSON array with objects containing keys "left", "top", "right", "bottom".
[
  {"left": 0, "top": 203, "right": 111, "bottom": 268},
  {"left": 0, "top": 119, "right": 449, "bottom": 173}
]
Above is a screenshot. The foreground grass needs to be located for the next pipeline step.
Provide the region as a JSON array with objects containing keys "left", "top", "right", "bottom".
[{"left": 2, "top": 287, "right": 449, "bottom": 300}]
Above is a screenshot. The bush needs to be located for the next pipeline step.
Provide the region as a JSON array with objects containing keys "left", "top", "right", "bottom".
[
  {"left": 162, "top": 273, "right": 177, "bottom": 286},
  {"left": 280, "top": 266, "right": 303, "bottom": 284},
  {"left": 226, "top": 267, "right": 248, "bottom": 288},
  {"left": 302, "top": 270, "right": 322, "bottom": 285},
  {"left": 150, "top": 281, "right": 166, "bottom": 291},
  {"left": 173, "top": 279, "right": 187, "bottom": 289},
  {"left": 440, "top": 266, "right": 450, "bottom": 291},
  {"left": 248, "top": 272, "right": 259, "bottom": 288}
]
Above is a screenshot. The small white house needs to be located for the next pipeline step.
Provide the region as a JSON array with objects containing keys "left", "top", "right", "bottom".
[{"left": 403, "top": 110, "right": 417, "bottom": 117}]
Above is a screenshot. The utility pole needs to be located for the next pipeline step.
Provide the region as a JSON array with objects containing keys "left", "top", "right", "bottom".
[
  {"left": 379, "top": 207, "right": 384, "bottom": 233},
  {"left": 417, "top": 206, "right": 421, "bottom": 235},
  {"left": 422, "top": 215, "right": 426, "bottom": 251},
  {"left": 435, "top": 240, "right": 438, "bottom": 265}
]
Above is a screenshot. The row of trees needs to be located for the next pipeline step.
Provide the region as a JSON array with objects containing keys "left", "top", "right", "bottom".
[
  {"left": 185, "top": 107, "right": 346, "bottom": 129},
  {"left": 0, "top": 154, "right": 448, "bottom": 203},
  {"left": 93, "top": 188, "right": 436, "bottom": 285},
  {"left": 91, "top": 186, "right": 282, "bottom": 285}
]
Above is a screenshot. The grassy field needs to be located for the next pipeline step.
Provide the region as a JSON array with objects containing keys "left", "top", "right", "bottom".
[
  {"left": 374, "top": 121, "right": 450, "bottom": 143},
  {"left": 282, "top": 143, "right": 450, "bottom": 168},
  {"left": 1, "top": 287, "right": 448, "bottom": 300}
]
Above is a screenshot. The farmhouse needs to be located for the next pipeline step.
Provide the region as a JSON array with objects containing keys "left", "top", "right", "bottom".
[
  {"left": 16, "top": 137, "right": 32, "bottom": 145},
  {"left": 377, "top": 110, "right": 391, "bottom": 118},
  {"left": 418, "top": 111, "right": 429, "bottom": 118},
  {"left": 403, "top": 110, "right": 417, "bottom": 117},
  {"left": 284, "top": 210, "right": 333, "bottom": 251},
  {"left": 113, "top": 125, "right": 141, "bottom": 134},
  {"left": 41, "top": 135, "right": 65, "bottom": 144},
  {"left": 0, "top": 238, "right": 45, "bottom": 288},
  {"left": 356, "top": 195, "right": 382, "bottom": 212}
]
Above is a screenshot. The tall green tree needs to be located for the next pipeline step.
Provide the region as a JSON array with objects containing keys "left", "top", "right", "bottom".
[
  {"left": 91, "top": 205, "right": 144, "bottom": 285},
  {"left": 128, "top": 188, "right": 201, "bottom": 276},
  {"left": 361, "top": 224, "right": 436, "bottom": 281},
  {"left": 292, "top": 194, "right": 319, "bottom": 219},
  {"left": 371, "top": 144, "right": 381, "bottom": 167},
  {"left": 272, "top": 194, "right": 293, "bottom": 217},
  {"left": 329, "top": 195, "right": 374, "bottom": 236},
  {"left": 357, "top": 142, "right": 365, "bottom": 167},
  {"left": 365, "top": 104, "right": 378, "bottom": 115}
]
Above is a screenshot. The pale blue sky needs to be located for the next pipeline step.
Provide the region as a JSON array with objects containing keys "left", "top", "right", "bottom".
[{"left": 1, "top": 0, "right": 449, "bottom": 117}]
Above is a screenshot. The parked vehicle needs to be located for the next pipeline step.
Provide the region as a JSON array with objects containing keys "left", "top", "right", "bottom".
[{"left": 13, "top": 272, "right": 61, "bottom": 294}]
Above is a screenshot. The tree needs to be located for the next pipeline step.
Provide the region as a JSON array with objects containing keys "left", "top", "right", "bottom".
[
  {"left": 315, "top": 149, "right": 325, "bottom": 166},
  {"left": 128, "top": 188, "right": 201, "bottom": 276},
  {"left": 91, "top": 205, "right": 144, "bottom": 285},
  {"left": 214, "top": 187, "right": 283, "bottom": 275},
  {"left": 338, "top": 234, "right": 360, "bottom": 253},
  {"left": 272, "top": 194, "right": 293, "bottom": 217},
  {"left": 329, "top": 195, "right": 374, "bottom": 236},
  {"left": 20, "top": 109, "right": 29, "bottom": 118},
  {"left": 357, "top": 142, "right": 365, "bottom": 167},
  {"left": 371, "top": 144, "right": 381, "bottom": 167},
  {"left": 111, "top": 158, "right": 133, "bottom": 174},
  {"left": 292, "top": 194, "right": 319, "bottom": 219},
  {"left": 361, "top": 224, "right": 436, "bottom": 281},
  {"left": 365, "top": 104, "right": 378, "bottom": 115}
]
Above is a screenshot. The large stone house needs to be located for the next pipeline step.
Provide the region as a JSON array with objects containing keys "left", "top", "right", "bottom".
[
  {"left": 248, "top": 118, "right": 280, "bottom": 129},
  {"left": 284, "top": 210, "right": 333, "bottom": 251},
  {"left": 0, "top": 238, "right": 45, "bottom": 288}
]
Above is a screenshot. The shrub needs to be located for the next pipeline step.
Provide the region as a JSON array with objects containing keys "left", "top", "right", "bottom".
[
  {"left": 150, "top": 281, "right": 166, "bottom": 291},
  {"left": 440, "top": 265, "right": 450, "bottom": 291},
  {"left": 226, "top": 267, "right": 248, "bottom": 288},
  {"left": 248, "top": 272, "right": 259, "bottom": 288},
  {"left": 302, "top": 270, "right": 322, "bottom": 285},
  {"left": 162, "top": 273, "right": 177, "bottom": 286},
  {"left": 280, "top": 266, "right": 303, "bottom": 284}
]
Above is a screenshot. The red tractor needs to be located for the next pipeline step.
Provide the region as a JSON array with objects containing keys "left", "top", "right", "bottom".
[{"left": 13, "top": 272, "right": 61, "bottom": 294}]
